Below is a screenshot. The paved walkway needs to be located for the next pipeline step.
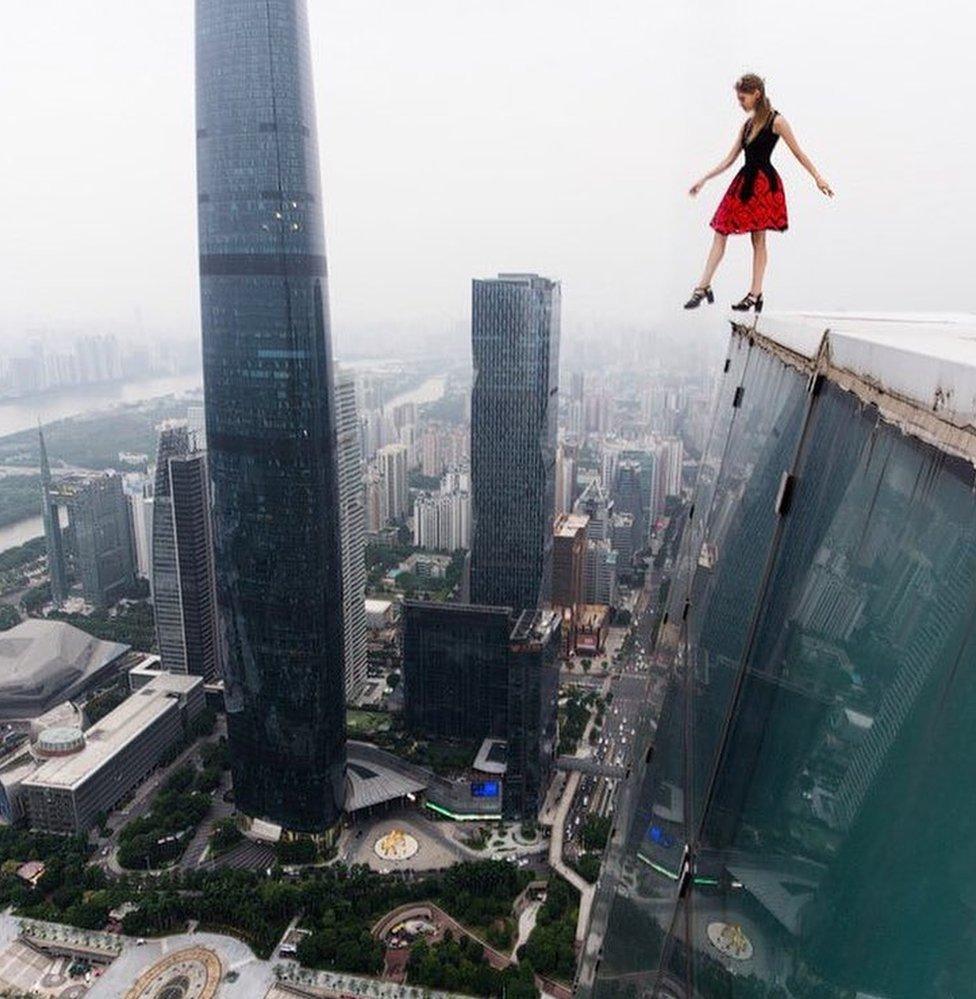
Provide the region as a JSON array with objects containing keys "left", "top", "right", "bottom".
[
  {"left": 513, "top": 899, "right": 541, "bottom": 956},
  {"left": 546, "top": 769, "right": 593, "bottom": 945}
]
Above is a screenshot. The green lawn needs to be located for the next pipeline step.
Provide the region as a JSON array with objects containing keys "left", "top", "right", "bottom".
[{"left": 346, "top": 709, "right": 392, "bottom": 736}]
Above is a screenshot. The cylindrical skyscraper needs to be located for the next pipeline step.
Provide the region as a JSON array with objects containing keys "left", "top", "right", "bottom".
[{"left": 195, "top": 0, "right": 346, "bottom": 832}]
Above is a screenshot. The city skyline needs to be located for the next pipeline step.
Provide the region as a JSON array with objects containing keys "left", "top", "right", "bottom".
[{"left": 0, "top": 2, "right": 974, "bottom": 995}]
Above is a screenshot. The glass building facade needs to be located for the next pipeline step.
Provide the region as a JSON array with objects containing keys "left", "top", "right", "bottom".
[
  {"left": 470, "top": 273, "right": 560, "bottom": 612},
  {"left": 152, "top": 422, "right": 221, "bottom": 682},
  {"left": 505, "top": 608, "right": 561, "bottom": 821},
  {"left": 38, "top": 426, "right": 68, "bottom": 606},
  {"left": 68, "top": 475, "right": 136, "bottom": 610},
  {"left": 581, "top": 317, "right": 976, "bottom": 998},
  {"left": 195, "top": 0, "right": 346, "bottom": 830},
  {"left": 402, "top": 601, "right": 511, "bottom": 742}
]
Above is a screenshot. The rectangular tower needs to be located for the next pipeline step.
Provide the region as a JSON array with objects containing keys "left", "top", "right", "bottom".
[
  {"left": 506, "top": 608, "right": 561, "bottom": 821},
  {"left": 470, "top": 273, "right": 560, "bottom": 611},
  {"left": 335, "top": 371, "right": 368, "bottom": 702},
  {"left": 38, "top": 426, "right": 68, "bottom": 606},
  {"left": 151, "top": 421, "right": 221, "bottom": 682},
  {"left": 69, "top": 475, "right": 136, "bottom": 609},
  {"left": 377, "top": 443, "right": 409, "bottom": 522},
  {"left": 196, "top": 0, "right": 346, "bottom": 831}
]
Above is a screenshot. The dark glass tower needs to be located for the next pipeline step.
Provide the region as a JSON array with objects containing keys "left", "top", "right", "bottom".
[
  {"left": 38, "top": 425, "right": 68, "bottom": 606},
  {"left": 195, "top": 0, "right": 346, "bottom": 831},
  {"left": 68, "top": 475, "right": 136, "bottom": 609},
  {"left": 470, "top": 273, "right": 560, "bottom": 611},
  {"left": 402, "top": 601, "right": 512, "bottom": 741},
  {"left": 152, "top": 422, "right": 221, "bottom": 682}
]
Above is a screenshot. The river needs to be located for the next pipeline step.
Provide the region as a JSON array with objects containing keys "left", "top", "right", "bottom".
[
  {"left": 0, "top": 515, "right": 44, "bottom": 554},
  {"left": 0, "top": 371, "right": 203, "bottom": 440},
  {"left": 385, "top": 375, "right": 447, "bottom": 410},
  {"left": 0, "top": 373, "right": 201, "bottom": 556},
  {"left": 0, "top": 371, "right": 444, "bottom": 556}
]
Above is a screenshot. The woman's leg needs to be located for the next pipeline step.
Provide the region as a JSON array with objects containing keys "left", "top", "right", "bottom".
[
  {"left": 750, "top": 230, "right": 767, "bottom": 294},
  {"left": 697, "top": 232, "right": 727, "bottom": 288}
]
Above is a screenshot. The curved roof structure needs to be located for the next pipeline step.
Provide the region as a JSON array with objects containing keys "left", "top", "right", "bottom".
[{"left": 0, "top": 618, "right": 129, "bottom": 720}]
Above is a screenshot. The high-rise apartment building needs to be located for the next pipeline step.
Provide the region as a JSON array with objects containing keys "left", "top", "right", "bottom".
[
  {"left": 335, "top": 371, "right": 368, "bottom": 702},
  {"left": 413, "top": 490, "right": 471, "bottom": 551},
  {"left": 68, "top": 476, "right": 136, "bottom": 609},
  {"left": 196, "top": 0, "right": 346, "bottom": 832},
  {"left": 377, "top": 443, "right": 409, "bottom": 523},
  {"left": 470, "top": 273, "right": 560, "bottom": 610},
  {"left": 365, "top": 469, "right": 387, "bottom": 533},
  {"left": 554, "top": 443, "right": 577, "bottom": 515},
  {"left": 151, "top": 422, "right": 220, "bottom": 682},
  {"left": 38, "top": 426, "right": 68, "bottom": 606}
]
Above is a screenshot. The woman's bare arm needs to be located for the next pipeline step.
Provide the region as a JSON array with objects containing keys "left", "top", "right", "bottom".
[
  {"left": 689, "top": 128, "right": 744, "bottom": 196},
  {"left": 775, "top": 116, "right": 834, "bottom": 196}
]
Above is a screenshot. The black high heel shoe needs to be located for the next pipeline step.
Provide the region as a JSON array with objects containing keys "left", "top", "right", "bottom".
[
  {"left": 683, "top": 285, "right": 714, "bottom": 309},
  {"left": 731, "top": 291, "right": 763, "bottom": 313}
]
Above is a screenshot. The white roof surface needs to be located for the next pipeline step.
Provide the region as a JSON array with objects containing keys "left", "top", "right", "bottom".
[
  {"left": 22, "top": 673, "right": 201, "bottom": 791},
  {"left": 0, "top": 619, "right": 128, "bottom": 718},
  {"left": 744, "top": 311, "right": 976, "bottom": 420}
]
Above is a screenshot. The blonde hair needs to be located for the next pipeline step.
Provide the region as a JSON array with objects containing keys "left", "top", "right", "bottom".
[{"left": 736, "top": 73, "right": 773, "bottom": 142}]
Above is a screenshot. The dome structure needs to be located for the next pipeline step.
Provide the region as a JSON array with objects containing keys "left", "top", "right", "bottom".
[{"left": 35, "top": 726, "right": 86, "bottom": 758}]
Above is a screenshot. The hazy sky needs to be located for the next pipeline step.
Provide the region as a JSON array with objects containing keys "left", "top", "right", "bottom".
[{"left": 0, "top": 0, "right": 972, "bottom": 356}]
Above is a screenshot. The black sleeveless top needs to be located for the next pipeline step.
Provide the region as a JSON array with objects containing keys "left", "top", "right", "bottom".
[{"left": 738, "top": 109, "right": 780, "bottom": 202}]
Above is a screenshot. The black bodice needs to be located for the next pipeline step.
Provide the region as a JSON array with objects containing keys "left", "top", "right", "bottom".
[{"left": 738, "top": 109, "right": 780, "bottom": 202}]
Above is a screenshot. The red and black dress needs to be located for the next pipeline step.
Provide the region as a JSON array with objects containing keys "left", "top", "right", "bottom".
[{"left": 710, "top": 109, "right": 788, "bottom": 235}]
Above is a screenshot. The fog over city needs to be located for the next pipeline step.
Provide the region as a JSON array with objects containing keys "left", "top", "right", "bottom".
[{"left": 0, "top": 0, "right": 972, "bottom": 359}]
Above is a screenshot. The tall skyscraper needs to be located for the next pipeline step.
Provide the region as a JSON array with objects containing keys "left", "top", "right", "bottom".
[
  {"left": 196, "top": 0, "right": 346, "bottom": 832},
  {"left": 38, "top": 425, "right": 68, "bottom": 606},
  {"left": 69, "top": 475, "right": 136, "bottom": 609},
  {"left": 552, "top": 512, "right": 588, "bottom": 612},
  {"left": 554, "top": 443, "right": 577, "bottom": 515},
  {"left": 613, "top": 459, "right": 646, "bottom": 546},
  {"left": 151, "top": 422, "right": 221, "bottom": 682},
  {"left": 470, "top": 273, "right": 560, "bottom": 610},
  {"left": 335, "top": 371, "right": 368, "bottom": 702},
  {"left": 377, "top": 443, "right": 409, "bottom": 522}
]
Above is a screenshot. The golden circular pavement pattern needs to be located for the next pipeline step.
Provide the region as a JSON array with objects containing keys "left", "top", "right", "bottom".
[{"left": 123, "top": 946, "right": 223, "bottom": 999}]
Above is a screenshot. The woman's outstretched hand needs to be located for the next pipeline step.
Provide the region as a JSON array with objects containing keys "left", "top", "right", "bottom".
[
  {"left": 688, "top": 179, "right": 705, "bottom": 196},
  {"left": 816, "top": 175, "right": 834, "bottom": 197}
]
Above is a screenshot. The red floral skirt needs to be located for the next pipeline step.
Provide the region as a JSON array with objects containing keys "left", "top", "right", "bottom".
[{"left": 710, "top": 168, "right": 788, "bottom": 235}]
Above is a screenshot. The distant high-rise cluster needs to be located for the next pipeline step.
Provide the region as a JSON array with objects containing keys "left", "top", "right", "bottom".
[
  {"left": 1, "top": 333, "right": 194, "bottom": 400},
  {"left": 413, "top": 472, "right": 471, "bottom": 551},
  {"left": 69, "top": 476, "right": 136, "bottom": 610}
]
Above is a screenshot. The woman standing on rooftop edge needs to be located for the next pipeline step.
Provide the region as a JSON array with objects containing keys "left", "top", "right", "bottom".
[{"left": 684, "top": 73, "right": 833, "bottom": 314}]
